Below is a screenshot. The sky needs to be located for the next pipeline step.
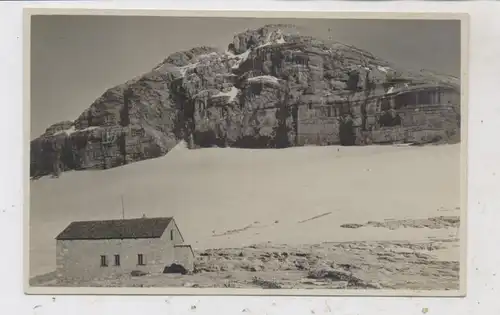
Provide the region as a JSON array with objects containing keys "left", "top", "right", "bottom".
[{"left": 30, "top": 15, "right": 461, "bottom": 137}]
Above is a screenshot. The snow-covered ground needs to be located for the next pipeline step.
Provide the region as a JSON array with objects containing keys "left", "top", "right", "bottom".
[{"left": 29, "top": 143, "right": 461, "bottom": 277}]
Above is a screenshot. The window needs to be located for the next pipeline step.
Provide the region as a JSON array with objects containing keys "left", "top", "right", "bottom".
[
  {"left": 137, "top": 254, "right": 145, "bottom": 266},
  {"left": 170, "top": 229, "right": 174, "bottom": 241},
  {"left": 418, "top": 91, "right": 431, "bottom": 105},
  {"left": 381, "top": 98, "right": 391, "bottom": 111},
  {"left": 100, "top": 255, "right": 108, "bottom": 267},
  {"left": 114, "top": 254, "right": 120, "bottom": 266}
]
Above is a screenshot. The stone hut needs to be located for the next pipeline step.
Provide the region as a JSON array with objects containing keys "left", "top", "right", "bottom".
[{"left": 55, "top": 217, "right": 194, "bottom": 281}]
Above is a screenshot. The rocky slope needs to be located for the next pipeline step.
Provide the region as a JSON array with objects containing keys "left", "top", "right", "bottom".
[{"left": 30, "top": 24, "right": 460, "bottom": 178}]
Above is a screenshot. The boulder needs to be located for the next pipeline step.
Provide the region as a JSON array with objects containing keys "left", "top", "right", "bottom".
[
  {"left": 163, "top": 263, "right": 189, "bottom": 275},
  {"left": 308, "top": 266, "right": 355, "bottom": 282},
  {"left": 294, "top": 258, "right": 310, "bottom": 270},
  {"left": 130, "top": 270, "right": 148, "bottom": 277}
]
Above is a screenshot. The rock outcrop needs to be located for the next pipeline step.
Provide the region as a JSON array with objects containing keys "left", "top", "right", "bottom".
[{"left": 30, "top": 24, "right": 461, "bottom": 178}]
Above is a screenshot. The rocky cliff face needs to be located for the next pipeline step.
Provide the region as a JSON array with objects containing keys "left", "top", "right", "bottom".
[{"left": 30, "top": 24, "right": 461, "bottom": 178}]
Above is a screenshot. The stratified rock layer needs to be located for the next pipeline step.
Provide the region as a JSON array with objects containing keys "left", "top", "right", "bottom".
[{"left": 30, "top": 24, "right": 461, "bottom": 178}]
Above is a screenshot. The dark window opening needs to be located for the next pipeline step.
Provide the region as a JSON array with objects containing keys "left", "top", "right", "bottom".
[
  {"left": 380, "top": 98, "right": 391, "bottom": 111},
  {"left": 346, "top": 71, "right": 360, "bottom": 91},
  {"left": 308, "top": 103, "right": 312, "bottom": 110},
  {"left": 418, "top": 91, "right": 431, "bottom": 105},
  {"left": 137, "top": 254, "right": 145, "bottom": 266},
  {"left": 379, "top": 112, "right": 402, "bottom": 127},
  {"left": 114, "top": 254, "right": 120, "bottom": 266},
  {"left": 395, "top": 93, "right": 415, "bottom": 108},
  {"left": 339, "top": 119, "right": 356, "bottom": 146},
  {"left": 100, "top": 255, "right": 108, "bottom": 267},
  {"left": 170, "top": 229, "right": 174, "bottom": 241}
]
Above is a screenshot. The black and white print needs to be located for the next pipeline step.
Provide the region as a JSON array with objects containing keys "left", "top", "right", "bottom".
[{"left": 27, "top": 11, "right": 465, "bottom": 294}]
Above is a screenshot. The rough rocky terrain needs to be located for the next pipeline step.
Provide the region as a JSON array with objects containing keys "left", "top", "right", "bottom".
[
  {"left": 340, "top": 215, "right": 460, "bottom": 230},
  {"left": 30, "top": 24, "right": 460, "bottom": 178},
  {"left": 30, "top": 214, "right": 460, "bottom": 290},
  {"left": 31, "top": 237, "right": 459, "bottom": 290}
]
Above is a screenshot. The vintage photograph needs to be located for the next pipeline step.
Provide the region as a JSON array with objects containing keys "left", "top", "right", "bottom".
[{"left": 26, "top": 10, "right": 467, "bottom": 295}]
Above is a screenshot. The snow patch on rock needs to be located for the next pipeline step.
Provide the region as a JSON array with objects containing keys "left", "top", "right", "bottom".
[
  {"left": 178, "top": 63, "right": 199, "bottom": 77},
  {"left": 248, "top": 75, "right": 280, "bottom": 85},
  {"left": 378, "top": 66, "right": 391, "bottom": 73},
  {"left": 54, "top": 126, "right": 99, "bottom": 136},
  {"left": 213, "top": 86, "right": 240, "bottom": 102},
  {"left": 230, "top": 49, "right": 251, "bottom": 69}
]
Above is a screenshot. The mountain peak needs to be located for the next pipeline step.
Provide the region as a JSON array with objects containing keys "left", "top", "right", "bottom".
[{"left": 30, "top": 24, "right": 461, "bottom": 179}]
